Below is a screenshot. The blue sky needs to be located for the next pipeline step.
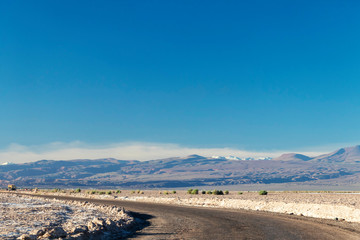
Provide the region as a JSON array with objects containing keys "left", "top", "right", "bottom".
[{"left": 1, "top": 1, "right": 360, "bottom": 161}]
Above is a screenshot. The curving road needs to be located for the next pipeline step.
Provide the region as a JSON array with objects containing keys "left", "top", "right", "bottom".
[{"left": 31, "top": 195, "right": 360, "bottom": 240}]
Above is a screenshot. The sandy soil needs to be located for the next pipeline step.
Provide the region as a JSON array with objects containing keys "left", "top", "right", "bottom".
[
  {"left": 0, "top": 192, "right": 135, "bottom": 239},
  {"left": 24, "top": 189, "right": 360, "bottom": 223}
]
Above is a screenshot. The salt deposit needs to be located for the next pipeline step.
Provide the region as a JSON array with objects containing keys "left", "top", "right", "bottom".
[{"left": 0, "top": 193, "right": 135, "bottom": 239}]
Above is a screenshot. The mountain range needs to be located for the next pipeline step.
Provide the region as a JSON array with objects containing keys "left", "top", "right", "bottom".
[{"left": 1, "top": 145, "right": 360, "bottom": 188}]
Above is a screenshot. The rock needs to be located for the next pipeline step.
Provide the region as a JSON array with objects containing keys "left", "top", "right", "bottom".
[
  {"left": 87, "top": 222, "right": 97, "bottom": 232},
  {"left": 88, "top": 217, "right": 105, "bottom": 232},
  {"left": 48, "top": 227, "right": 67, "bottom": 238},
  {"left": 17, "top": 234, "right": 36, "bottom": 240},
  {"left": 71, "top": 225, "right": 88, "bottom": 234},
  {"left": 29, "top": 229, "right": 46, "bottom": 236},
  {"left": 92, "top": 217, "right": 104, "bottom": 226},
  {"left": 105, "top": 218, "right": 119, "bottom": 232},
  {"left": 38, "top": 232, "right": 51, "bottom": 239},
  {"left": 68, "top": 232, "right": 86, "bottom": 240}
]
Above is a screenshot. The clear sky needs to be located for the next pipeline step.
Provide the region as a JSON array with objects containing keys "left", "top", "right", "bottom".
[{"left": 1, "top": 1, "right": 360, "bottom": 161}]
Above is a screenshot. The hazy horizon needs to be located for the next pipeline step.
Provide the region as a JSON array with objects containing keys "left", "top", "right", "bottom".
[{"left": 1, "top": 141, "right": 359, "bottom": 164}]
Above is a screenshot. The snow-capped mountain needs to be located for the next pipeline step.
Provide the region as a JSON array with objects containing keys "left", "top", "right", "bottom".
[
  {"left": 211, "top": 156, "right": 272, "bottom": 161},
  {"left": 1, "top": 162, "right": 16, "bottom": 166}
]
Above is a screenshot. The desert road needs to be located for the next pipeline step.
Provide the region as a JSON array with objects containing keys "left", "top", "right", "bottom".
[{"left": 32, "top": 195, "right": 360, "bottom": 240}]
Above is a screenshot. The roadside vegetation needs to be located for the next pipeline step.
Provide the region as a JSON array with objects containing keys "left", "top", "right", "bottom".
[
  {"left": 23, "top": 188, "right": 275, "bottom": 198},
  {"left": 51, "top": 188, "right": 61, "bottom": 193},
  {"left": 187, "top": 189, "right": 231, "bottom": 195},
  {"left": 20, "top": 189, "right": 360, "bottom": 200},
  {"left": 259, "top": 190, "right": 268, "bottom": 195}
]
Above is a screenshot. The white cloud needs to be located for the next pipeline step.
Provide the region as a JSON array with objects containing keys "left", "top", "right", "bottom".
[{"left": 0, "top": 141, "right": 330, "bottom": 164}]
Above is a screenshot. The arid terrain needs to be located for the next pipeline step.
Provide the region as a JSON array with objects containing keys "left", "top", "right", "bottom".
[
  {"left": 0, "top": 192, "right": 136, "bottom": 239},
  {"left": 20, "top": 189, "right": 360, "bottom": 223},
  {"left": 7, "top": 189, "right": 360, "bottom": 239},
  {"left": 2, "top": 189, "right": 360, "bottom": 239}
]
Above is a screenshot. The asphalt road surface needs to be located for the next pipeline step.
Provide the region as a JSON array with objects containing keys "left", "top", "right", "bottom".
[{"left": 33, "top": 195, "right": 360, "bottom": 240}]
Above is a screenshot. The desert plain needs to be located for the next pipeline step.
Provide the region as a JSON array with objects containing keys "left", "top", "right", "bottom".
[{"left": 2, "top": 188, "right": 360, "bottom": 239}]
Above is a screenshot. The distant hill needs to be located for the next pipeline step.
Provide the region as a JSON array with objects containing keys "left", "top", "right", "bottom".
[
  {"left": 1, "top": 146, "right": 360, "bottom": 188},
  {"left": 273, "top": 153, "right": 313, "bottom": 161},
  {"left": 312, "top": 145, "right": 360, "bottom": 163}
]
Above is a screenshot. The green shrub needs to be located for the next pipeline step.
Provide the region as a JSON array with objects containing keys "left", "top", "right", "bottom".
[
  {"left": 75, "top": 188, "right": 81, "bottom": 193},
  {"left": 206, "top": 190, "right": 212, "bottom": 194},
  {"left": 187, "top": 188, "right": 193, "bottom": 194},
  {"left": 212, "top": 190, "right": 224, "bottom": 195},
  {"left": 259, "top": 190, "right": 268, "bottom": 195},
  {"left": 116, "top": 190, "right": 121, "bottom": 194},
  {"left": 164, "top": 191, "right": 169, "bottom": 195},
  {"left": 131, "top": 190, "right": 135, "bottom": 194},
  {"left": 201, "top": 190, "right": 206, "bottom": 194},
  {"left": 238, "top": 191, "right": 243, "bottom": 195},
  {"left": 224, "top": 190, "right": 229, "bottom": 195},
  {"left": 99, "top": 191, "right": 106, "bottom": 195},
  {"left": 136, "top": 190, "right": 141, "bottom": 194},
  {"left": 191, "top": 189, "right": 199, "bottom": 194},
  {"left": 172, "top": 190, "right": 177, "bottom": 194},
  {"left": 107, "top": 191, "right": 112, "bottom": 195}
]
